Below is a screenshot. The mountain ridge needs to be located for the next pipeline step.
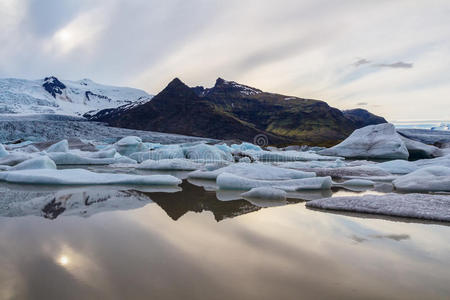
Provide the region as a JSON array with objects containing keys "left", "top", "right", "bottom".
[{"left": 87, "top": 77, "right": 386, "bottom": 146}]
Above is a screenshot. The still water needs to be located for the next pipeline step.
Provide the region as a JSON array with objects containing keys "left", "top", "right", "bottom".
[{"left": 0, "top": 175, "right": 449, "bottom": 299}]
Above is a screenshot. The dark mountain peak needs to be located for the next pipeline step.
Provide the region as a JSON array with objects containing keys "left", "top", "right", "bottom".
[
  {"left": 210, "top": 78, "right": 262, "bottom": 96},
  {"left": 158, "top": 77, "right": 196, "bottom": 97},
  {"left": 343, "top": 108, "right": 387, "bottom": 127},
  {"left": 42, "top": 76, "right": 66, "bottom": 98},
  {"left": 214, "top": 77, "right": 227, "bottom": 86},
  {"left": 167, "top": 77, "right": 186, "bottom": 88}
]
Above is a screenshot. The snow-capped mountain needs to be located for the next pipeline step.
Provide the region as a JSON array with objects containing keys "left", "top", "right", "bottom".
[{"left": 0, "top": 76, "right": 152, "bottom": 116}]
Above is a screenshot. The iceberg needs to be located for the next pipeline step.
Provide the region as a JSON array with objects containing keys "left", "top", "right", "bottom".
[
  {"left": 217, "top": 173, "right": 332, "bottom": 191},
  {"left": 377, "top": 160, "right": 419, "bottom": 174},
  {"left": 0, "top": 169, "right": 182, "bottom": 186},
  {"left": 114, "top": 136, "right": 146, "bottom": 156},
  {"left": 306, "top": 193, "right": 450, "bottom": 222},
  {"left": 0, "top": 144, "right": 8, "bottom": 158},
  {"left": 231, "top": 142, "right": 262, "bottom": 152},
  {"left": 10, "top": 156, "right": 56, "bottom": 171},
  {"left": 250, "top": 150, "right": 340, "bottom": 162},
  {"left": 334, "top": 179, "right": 375, "bottom": 187},
  {"left": 0, "top": 153, "right": 34, "bottom": 166},
  {"left": 130, "top": 145, "right": 185, "bottom": 162},
  {"left": 184, "top": 144, "right": 233, "bottom": 162},
  {"left": 400, "top": 136, "right": 443, "bottom": 159},
  {"left": 319, "top": 123, "right": 409, "bottom": 159},
  {"left": 393, "top": 166, "right": 450, "bottom": 192},
  {"left": 48, "top": 152, "right": 122, "bottom": 165},
  {"left": 138, "top": 158, "right": 202, "bottom": 171},
  {"left": 189, "top": 162, "right": 316, "bottom": 180},
  {"left": 46, "top": 139, "right": 69, "bottom": 153}
]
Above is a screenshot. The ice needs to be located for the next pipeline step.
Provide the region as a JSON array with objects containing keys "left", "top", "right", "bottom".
[
  {"left": 114, "top": 136, "right": 147, "bottom": 156},
  {"left": 231, "top": 142, "right": 262, "bottom": 152},
  {"left": 0, "top": 169, "right": 182, "bottom": 186},
  {"left": 238, "top": 157, "right": 252, "bottom": 163},
  {"left": 0, "top": 153, "right": 34, "bottom": 166},
  {"left": 183, "top": 144, "right": 233, "bottom": 162},
  {"left": 138, "top": 159, "right": 202, "bottom": 171},
  {"left": 217, "top": 173, "right": 332, "bottom": 191},
  {"left": 130, "top": 145, "right": 185, "bottom": 162},
  {"left": 306, "top": 193, "right": 450, "bottom": 222},
  {"left": 377, "top": 160, "right": 419, "bottom": 174},
  {"left": 319, "top": 123, "right": 409, "bottom": 159},
  {"left": 277, "top": 160, "right": 345, "bottom": 169},
  {"left": 86, "top": 148, "right": 117, "bottom": 158},
  {"left": 47, "top": 152, "right": 136, "bottom": 165},
  {"left": 241, "top": 187, "right": 286, "bottom": 200},
  {"left": 298, "top": 166, "right": 391, "bottom": 178},
  {"left": 250, "top": 150, "right": 340, "bottom": 162},
  {"left": 414, "top": 154, "right": 450, "bottom": 169},
  {"left": 393, "top": 166, "right": 450, "bottom": 192},
  {"left": 46, "top": 139, "right": 69, "bottom": 152},
  {"left": 0, "top": 144, "right": 8, "bottom": 158},
  {"left": 189, "top": 162, "right": 316, "bottom": 180},
  {"left": 10, "top": 156, "right": 56, "bottom": 170},
  {"left": 334, "top": 179, "right": 375, "bottom": 187},
  {"left": 400, "top": 136, "right": 443, "bottom": 159}
]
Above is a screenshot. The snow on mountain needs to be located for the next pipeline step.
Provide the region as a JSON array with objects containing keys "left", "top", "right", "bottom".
[{"left": 0, "top": 76, "right": 152, "bottom": 116}]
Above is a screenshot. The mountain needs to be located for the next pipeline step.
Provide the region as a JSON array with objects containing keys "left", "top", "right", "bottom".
[
  {"left": 343, "top": 108, "right": 387, "bottom": 128},
  {"left": 87, "top": 77, "right": 386, "bottom": 146},
  {"left": 0, "top": 76, "right": 152, "bottom": 116}
]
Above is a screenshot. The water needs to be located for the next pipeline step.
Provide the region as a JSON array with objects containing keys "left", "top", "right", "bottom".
[{"left": 0, "top": 178, "right": 450, "bottom": 299}]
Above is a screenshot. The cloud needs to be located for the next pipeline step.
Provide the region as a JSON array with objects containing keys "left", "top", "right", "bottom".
[
  {"left": 376, "top": 62, "right": 414, "bottom": 69},
  {"left": 353, "top": 58, "right": 371, "bottom": 67}
]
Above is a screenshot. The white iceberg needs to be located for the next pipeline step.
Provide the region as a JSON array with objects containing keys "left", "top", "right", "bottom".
[
  {"left": 0, "top": 169, "right": 182, "bottom": 186},
  {"left": 238, "top": 157, "right": 252, "bottom": 163},
  {"left": 250, "top": 150, "right": 340, "bottom": 162},
  {"left": 306, "top": 193, "right": 450, "bottom": 222},
  {"left": 231, "top": 142, "right": 262, "bottom": 152},
  {"left": 217, "top": 173, "right": 332, "bottom": 191},
  {"left": 393, "top": 166, "right": 450, "bottom": 192},
  {"left": 334, "top": 179, "right": 375, "bottom": 187},
  {"left": 48, "top": 152, "right": 121, "bottom": 165},
  {"left": 138, "top": 158, "right": 202, "bottom": 171},
  {"left": 0, "top": 144, "right": 8, "bottom": 158},
  {"left": 130, "top": 145, "right": 185, "bottom": 162},
  {"left": 114, "top": 136, "right": 146, "bottom": 156},
  {"left": 377, "top": 160, "right": 419, "bottom": 174},
  {"left": 319, "top": 123, "right": 409, "bottom": 159},
  {"left": 46, "top": 139, "right": 69, "bottom": 153},
  {"left": 10, "top": 156, "right": 56, "bottom": 171},
  {"left": 184, "top": 144, "right": 233, "bottom": 162},
  {"left": 0, "top": 153, "right": 34, "bottom": 166},
  {"left": 301, "top": 166, "right": 391, "bottom": 178},
  {"left": 400, "top": 136, "right": 443, "bottom": 159},
  {"left": 189, "top": 162, "right": 316, "bottom": 180}
]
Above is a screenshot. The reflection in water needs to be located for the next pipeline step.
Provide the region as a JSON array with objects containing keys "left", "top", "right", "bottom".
[{"left": 0, "top": 181, "right": 450, "bottom": 299}]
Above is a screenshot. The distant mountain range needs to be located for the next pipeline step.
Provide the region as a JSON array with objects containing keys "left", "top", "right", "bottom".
[
  {"left": 0, "top": 76, "right": 152, "bottom": 116},
  {"left": 86, "top": 77, "right": 387, "bottom": 146}
]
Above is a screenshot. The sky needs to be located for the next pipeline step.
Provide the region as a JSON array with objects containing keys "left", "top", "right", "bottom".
[{"left": 0, "top": 0, "right": 449, "bottom": 121}]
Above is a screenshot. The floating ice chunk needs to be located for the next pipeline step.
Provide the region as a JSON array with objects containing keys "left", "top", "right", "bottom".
[
  {"left": 299, "top": 166, "right": 391, "bottom": 178},
  {"left": 217, "top": 173, "right": 332, "bottom": 191},
  {"left": 0, "top": 169, "right": 182, "bottom": 186},
  {"left": 241, "top": 187, "right": 286, "bottom": 200},
  {"left": 0, "top": 153, "right": 34, "bottom": 166},
  {"left": 250, "top": 150, "right": 340, "bottom": 162},
  {"left": 414, "top": 154, "right": 450, "bottom": 169},
  {"left": 114, "top": 136, "right": 146, "bottom": 156},
  {"left": 47, "top": 152, "right": 133, "bottom": 165},
  {"left": 138, "top": 159, "right": 202, "bottom": 171},
  {"left": 238, "top": 157, "right": 252, "bottom": 163},
  {"left": 10, "top": 156, "right": 56, "bottom": 171},
  {"left": 189, "top": 163, "right": 316, "bottom": 180},
  {"left": 130, "top": 145, "right": 185, "bottom": 162},
  {"left": 14, "top": 145, "right": 40, "bottom": 153},
  {"left": 400, "top": 136, "right": 443, "bottom": 159},
  {"left": 334, "top": 179, "right": 375, "bottom": 187},
  {"left": 184, "top": 144, "right": 233, "bottom": 162},
  {"left": 87, "top": 148, "right": 117, "bottom": 159},
  {"left": 46, "top": 139, "right": 69, "bottom": 153},
  {"left": 377, "top": 160, "right": 419, "bottom": 174},
  {"left": 0, "top": 144, "right": 8, "bottom": 158},
  {"left": 319, "top": 123, "right": 409, "bottom": 159},
  {"left": 214, "top": 144, "right": 233, "bottom": 153},
  {"left": 306, "top": 193, "right": 450, "bottom": 222},
  {"left": 393, "top": 166, "right": 450, "bottom": 192},
  {"left": 231, "top": 142, "right": 262, "bottom": 152},
  {"left": 277, "top": 160, "right": 345, "bottom": 169}
]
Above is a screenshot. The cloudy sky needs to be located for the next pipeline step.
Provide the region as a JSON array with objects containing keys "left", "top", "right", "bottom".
[{"left": 1, "top": 0, "right": 449, "bottom": 121}]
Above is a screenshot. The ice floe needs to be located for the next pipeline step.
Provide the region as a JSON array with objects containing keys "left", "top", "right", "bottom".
[
  {"left": 114, "top": 136, "right": 147, "bottom": 156},
  {"left": 217, "top": 173, "right": 332, "bottom": 191},
  {"left": 376, "top": 160, "right": 419, "bottom": 174},
  {"left": 10, "top": 156, "right": 56, "bottom": 171},
  {"left": 189, "top": 162, "right": 316, "bottom": 180},
  {"left": 0, "top": 144, "right": 8, "bottom": 158},
  {"left": 306, "top": 193, "right": 450, "bottom": 222},
  {"left": 130, "top": 145, "right": 185, "bottom": 162},
  {"left": 241, "top": 187, "right": 287, "bottom": 200},
  {"left": 400, "top": 136, "right": 443, "bottom": 159},
  {"left": 0, "top": 169, "right": 181, "bottom": 186},
  {"left": 47, "top": 152, "right": 136, "bottom": 165},
  {"left": 184, "top": 143, "right": 233, "bottom": 162},
  {"left": 46, "top": 139, "right": 69, "bottom": 153},
  {"left": 138, "top": 158, "right": 202, "bottom": 171},
  {"left": 319, "top": 123, "right": 409, "bottom": 159},
  {"left": 393, "top": 166, "right": 450, "bottom": 192}
]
